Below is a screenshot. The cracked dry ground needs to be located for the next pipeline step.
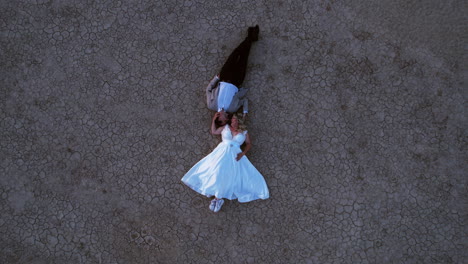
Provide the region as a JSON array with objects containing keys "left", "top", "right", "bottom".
[{"left": 1, "top": 1, "right": 466, "bottom": 263}]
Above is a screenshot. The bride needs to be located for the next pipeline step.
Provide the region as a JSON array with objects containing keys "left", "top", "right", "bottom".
[{"left": 181, "top": 113, "right": 269, "bottom": 212}]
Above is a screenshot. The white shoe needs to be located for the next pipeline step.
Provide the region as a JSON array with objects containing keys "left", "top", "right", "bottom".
[
  {"left": 213, "top": 199, "right": 224, "bottom": 213},
  {"left": 209, "top": 199, "right": 217, "bottom": 211}
]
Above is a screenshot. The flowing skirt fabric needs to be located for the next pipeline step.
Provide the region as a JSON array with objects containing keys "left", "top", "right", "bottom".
[{"left": 181, "top": 142, "right": 269, "bottom": 203}]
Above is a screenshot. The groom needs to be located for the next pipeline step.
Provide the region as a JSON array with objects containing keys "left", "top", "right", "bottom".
[{"left": 206, "top": 25, "right": 259, "bottom": 125}]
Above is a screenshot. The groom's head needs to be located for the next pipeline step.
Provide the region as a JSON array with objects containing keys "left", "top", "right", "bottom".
[{"left": 216, "top": 111, "right": 231, "bottom": 126}]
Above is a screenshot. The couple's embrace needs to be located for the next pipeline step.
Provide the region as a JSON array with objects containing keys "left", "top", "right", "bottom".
[{"left": 181, "top": 26, "right": 269, "bottom": 212}]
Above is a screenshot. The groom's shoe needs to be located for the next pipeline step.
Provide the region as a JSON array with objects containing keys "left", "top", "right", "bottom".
[
  {"left": 209, "top": 199, "right": 217, "bottom": 211},
  {"left": 213, "top": 199, "right": 224, "bottom": 212},
  {"left": 247, "top": 26, "right": 259, "bottom": 42}
]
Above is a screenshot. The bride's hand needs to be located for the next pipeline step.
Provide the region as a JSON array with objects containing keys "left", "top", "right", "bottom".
[{"left": 235, "top": 152, "right": 244, "bottom": 161}]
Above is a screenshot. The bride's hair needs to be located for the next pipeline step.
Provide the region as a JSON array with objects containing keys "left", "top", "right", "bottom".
[{"left": 232, "top": 113, "right": 247, "bottom": 131}]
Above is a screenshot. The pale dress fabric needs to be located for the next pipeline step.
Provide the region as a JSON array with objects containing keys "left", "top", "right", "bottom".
[{"left": 181, "top": 125, "right": 269, "bottom": 203}]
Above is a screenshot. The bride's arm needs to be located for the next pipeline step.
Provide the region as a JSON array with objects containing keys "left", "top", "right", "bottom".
[
  {"left": 236, "top": 133, "right": 251, "bottom": 161},
  {"left": 210, "top": 113, "right": 224, "bottom": 135}
]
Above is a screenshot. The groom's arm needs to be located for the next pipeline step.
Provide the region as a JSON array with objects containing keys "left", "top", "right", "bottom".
[
  {"left": 240, "top": 98, "right": 248, "bottom": 114},
  {"left": 236, "top": 87, "right": 249, "bottom": 98},
  {"left": 206, "top": 75, "right": 220, "bottom": 93}
]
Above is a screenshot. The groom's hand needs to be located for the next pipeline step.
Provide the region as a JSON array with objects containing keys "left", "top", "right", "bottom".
[{"left": 236, "top": 152, "right": 244, "bottom": 161}]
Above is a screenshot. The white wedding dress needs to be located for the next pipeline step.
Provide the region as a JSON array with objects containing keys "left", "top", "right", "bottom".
[{"left": 182, "top": 125, "right": 269, "bottom": 203}]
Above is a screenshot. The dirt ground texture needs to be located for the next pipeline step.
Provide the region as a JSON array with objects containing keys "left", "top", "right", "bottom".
[{"left": 1, "top": 0, "right": 466, "bottom": 263}]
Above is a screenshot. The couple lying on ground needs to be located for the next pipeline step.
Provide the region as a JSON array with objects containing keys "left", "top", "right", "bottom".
[{"left": 181, "top": 26, "right": 270, "bottom": 212}]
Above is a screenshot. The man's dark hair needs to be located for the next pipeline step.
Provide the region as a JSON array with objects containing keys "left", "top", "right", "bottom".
[{"left": 215, "top": 113, "right": 233, "bottom": 127}]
